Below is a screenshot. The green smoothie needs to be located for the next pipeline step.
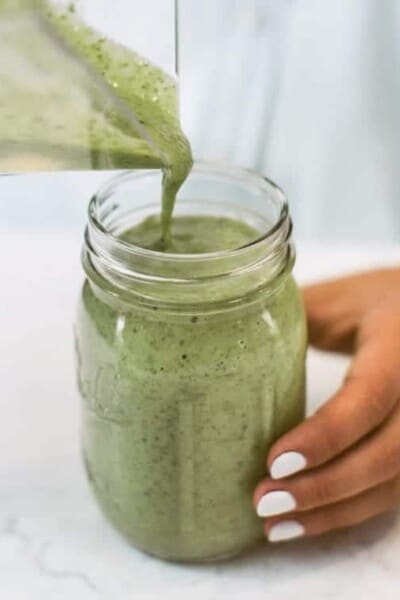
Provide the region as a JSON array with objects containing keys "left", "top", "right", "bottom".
[
  {"left": 76, "top": 208, "right": 307, "bottom": 561},
  {"left": 120, "top": 214, "right": 260, "bottom": 253},
  {"left": 0, "top": 0, "right": 192, "bottom": 243}
]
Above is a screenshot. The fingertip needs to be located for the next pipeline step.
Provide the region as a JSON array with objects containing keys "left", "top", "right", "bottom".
[
  {"left": 269, "top": 451, "right": 307, "bottom": 479},
  {"left": 264, "top": 518, "right": 306, "bottom": 542},
  {"left": 267, "top": 432, "right": 308, "bottom": 477}
]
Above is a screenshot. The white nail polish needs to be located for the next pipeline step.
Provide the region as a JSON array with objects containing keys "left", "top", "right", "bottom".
[
  {"left": 268, "top": 520, "right": 305, "bottom": 543},
  {"left": 270, "top": 452, "right": 307, "bottom": 479},
  {"left": 256, "top": 490, "right": 296, "bottom": 517}
]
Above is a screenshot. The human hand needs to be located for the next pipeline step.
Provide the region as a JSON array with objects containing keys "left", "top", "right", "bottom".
[{"left": 254, "top": 268, "right": 400, "bottom": 542}]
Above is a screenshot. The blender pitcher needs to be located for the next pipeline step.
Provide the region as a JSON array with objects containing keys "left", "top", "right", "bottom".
[{"left": 0, "top": 0, "right": 178, "bottom": 171}]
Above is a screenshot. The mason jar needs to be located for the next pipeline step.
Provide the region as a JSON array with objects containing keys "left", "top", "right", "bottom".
[{"left": 75, "top": 162, "right": 307, "bottom": 562}]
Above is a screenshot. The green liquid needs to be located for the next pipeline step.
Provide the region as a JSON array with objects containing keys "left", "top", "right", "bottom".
[
  {"left": 121, "top": 215, "right": 259, "bottom": 254},
  {"left": 77, "top": 215, "right": 307, "bottom": 561},
  {"left": 0, "top": 0, "right": 193, "bottom": 243}
]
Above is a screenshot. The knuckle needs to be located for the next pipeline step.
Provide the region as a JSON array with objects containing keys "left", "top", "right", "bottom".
[
  {"left": 344, "top": 374, "right": 391, "bottom": 424},
  {"left": 315, "top": 415, "right": 343, "bottom": 458},
  {"left": 311, "top": 477, "right": 336, "bottom": 507}
]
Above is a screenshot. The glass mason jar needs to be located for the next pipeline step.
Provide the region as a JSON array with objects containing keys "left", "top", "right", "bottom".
[{"left": 75, "top": 162, "right": 307, "bottom": 562}]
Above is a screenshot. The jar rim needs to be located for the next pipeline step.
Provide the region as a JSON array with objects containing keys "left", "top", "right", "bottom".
[
  {"left": 88, "top": 160, "right": 289, "bottom": 263},
  {"left": 83, "top": 161, "right": 294, "bottom": 310}
]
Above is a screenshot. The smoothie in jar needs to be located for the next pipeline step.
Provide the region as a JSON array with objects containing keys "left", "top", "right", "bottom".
[{"left": 76, "top": 165, "right": 307, "bottom": 561}]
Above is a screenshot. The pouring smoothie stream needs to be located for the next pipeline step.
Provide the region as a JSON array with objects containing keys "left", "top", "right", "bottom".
[
  {"left": 0, "top": 0, "right": 192, "bottom": 244},
  {"left": 2, "top": 1, "right": 307, "bottom": 561}
]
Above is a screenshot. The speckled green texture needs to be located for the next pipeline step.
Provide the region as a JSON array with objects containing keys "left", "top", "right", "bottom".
[
  {"left": 75, "top": 217, "right": 307, "bottom": 562},
  {"left": 0, "top": 0, "right": 192, "bottom": 242},
  {"left": 120, "top": 215, "right": 260, "bottom": 254}
]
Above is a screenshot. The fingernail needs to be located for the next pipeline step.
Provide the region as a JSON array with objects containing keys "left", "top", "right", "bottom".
[
  {"left": 268, "top": 520, "right": 305, "bottom": 542},
  {"left": 270, "top": 452, "right": 307, "bottom": 479},
  {"left": 256, "top": 490, "right": 296, "bottom": 517}
]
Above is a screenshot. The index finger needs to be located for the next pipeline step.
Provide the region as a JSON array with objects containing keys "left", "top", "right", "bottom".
[{"left": 268, "top": 306, "right": 400, "bottom": 480}]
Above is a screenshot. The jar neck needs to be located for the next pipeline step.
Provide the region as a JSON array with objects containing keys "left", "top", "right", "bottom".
[{"left": 82, "top": 163, "right": 295, "bottom": 312}]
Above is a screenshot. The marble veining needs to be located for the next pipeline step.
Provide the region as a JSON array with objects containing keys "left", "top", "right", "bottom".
[{"left": 34, "top": 542, "right": 99, "bottom": 594}]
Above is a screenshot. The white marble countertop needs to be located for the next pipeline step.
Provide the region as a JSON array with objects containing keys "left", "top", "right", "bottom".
[{"left": 2, "top": 233, "right": 400, "bottom": 599}]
